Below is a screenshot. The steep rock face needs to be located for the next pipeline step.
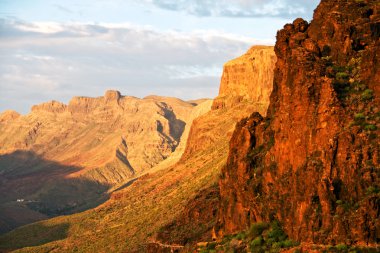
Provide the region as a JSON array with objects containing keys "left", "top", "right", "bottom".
[
  {"left": 219, "top": 0, "right": 379, "bottom": 245},
  {"left": 0, "top": 90, "right": 208, "bottom": 233},
  {"left": 212, "top": 46, "right": 276, "bottom": 113}
]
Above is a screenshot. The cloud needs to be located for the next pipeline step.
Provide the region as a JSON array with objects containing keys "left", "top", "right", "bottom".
[
  {"left": 0, "top": 18, "right": 272, "bottom": 114},
  {"left": 143, "top": 0, "right": 319, "bottom": 19}
]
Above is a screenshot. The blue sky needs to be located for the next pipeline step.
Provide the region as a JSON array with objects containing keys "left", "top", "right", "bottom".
[{"left": 0, "top": 0, "right": 319, "bottom": 113}]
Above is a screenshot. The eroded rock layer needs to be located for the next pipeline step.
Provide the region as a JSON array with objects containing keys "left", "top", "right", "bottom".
[
  {"left": 219, "top": 0, "right": 379, "bottom": 245},
  {"left": 212, "top": 45, "right": 276, "bottom": 114}
]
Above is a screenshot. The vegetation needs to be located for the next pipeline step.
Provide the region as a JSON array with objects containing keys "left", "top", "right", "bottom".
[
  {"left": 325, "top": 55, "right": 378, "bottom": 136},
  {"left": 197, "top": 221, "right": 299, "bottom": 253},
  {"left": 361, "top": 89, "right": 374, "bottom": 101}
]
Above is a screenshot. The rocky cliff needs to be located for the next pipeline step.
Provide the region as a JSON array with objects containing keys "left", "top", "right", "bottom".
[
  {"left": 212, "top": 45, "right": 276, "bottom": 114},
  {"left": 219, "top": 0, "right": 379, "bottom": 246}
]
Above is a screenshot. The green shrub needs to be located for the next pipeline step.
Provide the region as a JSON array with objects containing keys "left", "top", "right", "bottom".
[
  {"left": 364, "top": 124, "right": 377, "bottom": 131},
  {"left": 235, "top": 231, "right": 246, "bottom": 240},
  {"left": 336, "top": 244, "right": 348, "bottom": 251},
  {"left": 267, "top": 221, "right": 287, "bottom": 241},
  {"left": 282, "top": 239, "right": 296, "bottom": 248},
  {"left": 361, "top": 89, "right": 374, "bottom": 100},
  {"left": 366, "top": 186, "right": 380, "bottom": 195},
  {"left": 207, "top": 242, "right": 217, "bottom": 250},
  {"left": 271, "top": 242, "right": 282, "bottom": 250},
  {"left": 249, "top": 222, "right": 269, "bottom": 237},
  {"left": 250, "top": 236, "right": 263, "bottom": 247},
  {"left": 354, "top": 113, "right": 365, "bottom": 121},
  {"left": 336, "top": 72, "right": 349, "bottom": 80}
]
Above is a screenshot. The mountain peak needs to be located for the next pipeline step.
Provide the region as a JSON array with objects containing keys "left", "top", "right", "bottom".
[{"left": 104, "top": 90, "right": 122, "bottom": 102}]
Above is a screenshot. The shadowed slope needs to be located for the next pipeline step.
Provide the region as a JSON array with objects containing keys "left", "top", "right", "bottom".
[{"left": 0, "top": 151, "right": 109, "bottom": 234}]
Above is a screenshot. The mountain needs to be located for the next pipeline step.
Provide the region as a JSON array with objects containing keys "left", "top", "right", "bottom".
[
  {"left": 2, "top": 0, "right": 378, "bottom": 251},
  {"left": 0, "top": 45, "right": 276, "bottom": 252},
  {"left": 0, "top": 90, "right": 211, "bottom": 234},
  {"left": 217, "top": 0, "right": 379, "bottom": 250}
]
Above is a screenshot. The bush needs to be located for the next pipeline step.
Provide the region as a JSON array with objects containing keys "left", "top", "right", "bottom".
[
  {"left": 249, "top": 222, "right": 269, "bottom": 237},
  {"left": 366, "top": 186, "right": 380, "bottom": 195},
  {"left": 336, "top": 244, "right": 348, "bottom": 251},
  {"left": 282, "top": 239, "right": 296, "bottom": 248},
  {"left": 272, "top": 242, "right": 282, "bottom": 249},
  {"left": 354, "top": 113, "right": 365, "bottom": 121},
  {"left": 250, "top": 236, "right": 263, "bottom": 247},
  {"left": 266, "top": 237, "right": 276, "bottom": 246},
  {"left": 364, "top": 124, "right": 377, "bottom": 131},
  {"left": 235, "top": 232, "right": 246, "bottom": 240},
  {"left": 336, "top": 72, "right": 349, "bottom": 80},
  {"left": 361, "top": 89, "right": 374, "bottom": 100},
  {"left": 207, "top": 242, "right": 217, "bottom": 250},
  {"left": 267, "top": 221, "right": 287, "bottom": 241}
]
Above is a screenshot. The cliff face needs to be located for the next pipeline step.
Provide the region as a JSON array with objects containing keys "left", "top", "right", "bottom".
[
  {"left": 212, "top": 46, "right": 276, "bottom": 115},
  {"left": 219, "top": 0, "right": 379, "bottom": 245}
]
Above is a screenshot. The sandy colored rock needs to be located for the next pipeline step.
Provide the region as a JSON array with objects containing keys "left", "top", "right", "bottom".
[
  {"left": 0, "top": 110, "right": 20, "bottom": 123},
  {"left": 212, "top": 45, "right": 276, "bottom": 115},
  {"left": 0, "top": 90, "right": 212, "bottom": 233}
]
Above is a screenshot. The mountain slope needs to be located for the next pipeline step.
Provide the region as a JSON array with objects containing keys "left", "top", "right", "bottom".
[
  {"left": 218, "top": 0, "right": 379, "bottom": 247},
  {"left": 0, "top": 91, "right": 209, "bottom": 234},
  {"left": 0, "top": 46, "right": 276, "bottom": 252}
]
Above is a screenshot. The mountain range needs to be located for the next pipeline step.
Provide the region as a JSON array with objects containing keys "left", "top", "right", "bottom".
[{"left": 0, "top": 0, "right": 379, "bottom": 252}]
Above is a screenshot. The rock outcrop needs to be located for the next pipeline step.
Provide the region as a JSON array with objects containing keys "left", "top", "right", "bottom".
[
  {"left": 219, "top": 0, "right": 379, "bottom": 246},
  {"left": 0, "top": 110, "right": 20, "bottom": 123},
  {"left": 212, "top": 45, "right": 276, "bottom": 115},
  {"left": 31, "top": 100, "right": 68, "bottom": 113}
]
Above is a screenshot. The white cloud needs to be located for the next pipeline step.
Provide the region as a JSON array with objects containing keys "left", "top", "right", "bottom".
[
  {"left": 0, "top": 18, "right": 271, "bottom": 113},
  {"left": 143, "top": 0, "right": 319, "bottom": 18}
]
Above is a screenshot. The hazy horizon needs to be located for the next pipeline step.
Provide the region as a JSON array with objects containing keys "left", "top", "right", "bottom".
[{"left": 0, "top": 0, "right": 319, "bottom": 113}]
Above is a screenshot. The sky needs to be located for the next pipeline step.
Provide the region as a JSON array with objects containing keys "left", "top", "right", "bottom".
[{"left": 0, "top": 0, "right": 319, "bottom": 114}]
